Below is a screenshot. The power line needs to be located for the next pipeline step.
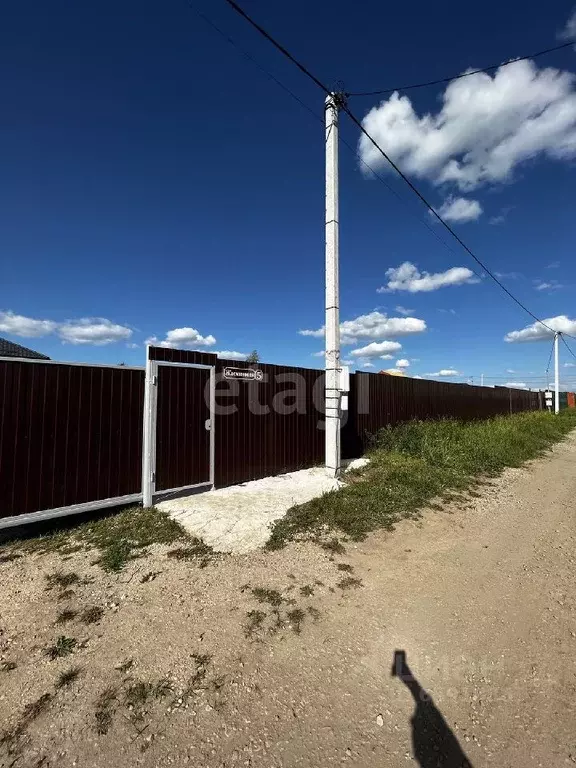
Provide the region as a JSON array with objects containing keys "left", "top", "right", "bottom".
[
  {"left": 342, "top": 104, "right": 559, "bottom": 336},
  {"left": 195, "top": 2, "right": 471, "bottom": 273},
  {"left": 190, "top": 3, "right": 324, "bottom": 127},
  {"left": 560, "top": 333, "right": 576, "bottom": 363},
  {"left": 220, "top": 0, "right": 565, "bottom": 338},
  {"left": 347, "top": 40, "right": 576, "bottom": 98},
  {"left": 222, "top": 0, "right": 331, "bottom": 94},
  {"left": 338, "top": 136, "right": 479, "bottom": 274}
]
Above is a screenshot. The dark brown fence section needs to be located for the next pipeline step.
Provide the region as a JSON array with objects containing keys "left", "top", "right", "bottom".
[
  {"left": 0, "top": 361, "right": 144, "bottom": 519},
  {"left": 149, "top": 347, "right": 216, "bottom": 366},
  {"left": 214, "top": 361, "right": 325, "bottom": 487},
  {"left": 342, "top": 373, "right": 542, "bottom": 457},
  {"left": 155, "top": 365, "right": 211, "bottom": 491}
]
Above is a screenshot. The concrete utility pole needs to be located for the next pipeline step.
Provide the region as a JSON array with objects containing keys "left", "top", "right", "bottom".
[
  {"left": 554, "top": 331, "right": 560, "bottom": 414},
  {"left": 325, "top": 92, "right": 344, "bottom": 477},
  {"left": 481, "top": 373, "right": 484, "bottom": 387}
]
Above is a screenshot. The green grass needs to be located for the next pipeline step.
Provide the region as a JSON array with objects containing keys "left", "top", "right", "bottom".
[
  {"left": 166, "top": 538, "right": 214, "bottom": 567},
  {"left": 45, "top": 636, "right": 77, "bottom": 660},
  {"left": 268, "top": 410, "right": 576, "bottom": 548},
  {"left": 2, "top": 506, "right": 189, "bottom": 573}
]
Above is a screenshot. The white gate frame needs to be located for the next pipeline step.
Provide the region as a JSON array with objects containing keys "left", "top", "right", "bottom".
[{"left": 142, "top": 355, "right": 216, "bottom": 507}]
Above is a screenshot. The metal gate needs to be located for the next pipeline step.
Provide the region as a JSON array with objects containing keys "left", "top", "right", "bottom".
[{"left": 142, "top": 353, "right": 215, "bottom": 506}]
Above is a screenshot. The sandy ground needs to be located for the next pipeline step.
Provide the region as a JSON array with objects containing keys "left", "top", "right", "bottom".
[{"left": 1, "top": 437, "right": 576, "bottom": 767}]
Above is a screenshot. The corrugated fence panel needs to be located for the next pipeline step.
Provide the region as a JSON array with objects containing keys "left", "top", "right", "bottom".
[
  {"left": 155, "top": 365, "right": 211, "bottom": 491},
  {"left": 0, "top": 362, "right": 144, "bottom": 519},
  {"left": 343, "top": 373, "right": 541, "bottom": 453},
  {"left": 214, "top": 360, "right": 325, "bottom": 487}
]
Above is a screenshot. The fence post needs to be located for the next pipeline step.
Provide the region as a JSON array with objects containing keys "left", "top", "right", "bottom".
[{"left": 142, "top": 349, "right": 158, "bottom": 507}]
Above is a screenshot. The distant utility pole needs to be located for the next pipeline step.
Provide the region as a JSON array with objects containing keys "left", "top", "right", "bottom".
[
  {"left": 554, "top": 331, "right": 560, "bottom": 414},
  {"left": 325, "top": 92, "right": 345, "bottom": 477},
  {"left": 481, "top": 373, "right": 484, "bottom": 387}
]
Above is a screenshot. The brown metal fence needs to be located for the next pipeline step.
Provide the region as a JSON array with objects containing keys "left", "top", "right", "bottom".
[
  {"left": 0, "top": 349, "right": 544, "bottom": 525},
  {"left": 342, "top": 373, "right": 542, "bottom": 458},
  {"left": 0, "top": 360, "right": 144, "bottom": 519}
]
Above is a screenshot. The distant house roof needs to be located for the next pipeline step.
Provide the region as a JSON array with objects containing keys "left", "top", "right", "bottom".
[{"left": 0, "top": 337, "right": 50, "bottom": 360}]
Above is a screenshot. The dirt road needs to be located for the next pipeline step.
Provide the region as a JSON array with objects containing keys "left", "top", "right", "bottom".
[{"left": 2, "top": 435, "right": 576, "bottom": 767}]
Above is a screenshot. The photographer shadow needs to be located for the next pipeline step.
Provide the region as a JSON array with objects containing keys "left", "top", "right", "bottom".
[{"left": 392, "top": 650, "right": 473, "bottom": 768}]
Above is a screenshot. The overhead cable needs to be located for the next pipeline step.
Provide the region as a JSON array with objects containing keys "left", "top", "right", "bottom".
[
  {"left": 195, "top": 2, "right": 468, "bottom": 268},
  {"left": 221, "top": 0, "right": 567, "bottom": 337},
  {"left": 347, "top": 40, "right": 576, "bottom": 97},
  {"left": 560, "top": 333, "right": 576, "bottom": 362}
]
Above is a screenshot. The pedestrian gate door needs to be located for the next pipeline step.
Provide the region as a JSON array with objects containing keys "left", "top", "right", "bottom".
[{"left": 142, "top": 356, "right": 215, "bottom": 505}]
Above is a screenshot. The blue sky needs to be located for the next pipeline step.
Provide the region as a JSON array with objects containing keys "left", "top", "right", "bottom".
[{"left": 2, "top": 0, "right": 576, "bottom": 389}]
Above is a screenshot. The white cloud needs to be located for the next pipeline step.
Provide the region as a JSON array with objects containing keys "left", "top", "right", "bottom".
[
  {"left": 379, "top": 261, "right": 477, "bottom": 293},
  {"left": 362, "top": 361, "right": 375, "bottom": 368},
  {"left": 412, "top": 375, "right": 423, "bottom": 379},
  {"left": 395, "top": 305, "right": 415, "bottom": 316},
  {"left": 350, "top": 340, "right": 402, "bottom": 358},
  {"left": 359, "top": 60, "right": 576, "bottom": 192},
  {"left": 438, "top": 308, "right": 457, "bottom": 315},
  {"left": 534, "top": 279, "right": 562, "bottom": 291},
  {"left": 396, "top": 358, "right": 410, "bottom": 368},
  {"left": 311, "top": 350, "right": 325, "bottom": 357},
  {"left": 494, "top": 271, "right": 522, "bottom": 279},
  {"left": 559, "top": 8, "right": 576, "bottom": 46},
  {"left": 300, "top": 311, "right": 426, "bottom": 344},
  {"left": 0, "top": 309, "right": 136, "bottom": 346},
  {"left": 383, "top": 368, "right": 405, "bottom": 375},
  {"left": 0, "top": 310, "right": 56, "bottom": 338},
  {"left": 341, "top": 358, "right": 354, "bottom": 366},
  {"left": 126, "top": 343, "right": 139, "bottom": 349},
  {"left": 427, "top": 368, "right": 460, "bottom": 377},
  {"left": 436, "top": 196, "right": 482, "bottom": 223},
  {"left": 147, "top": 327, "right": 216, "bottom": 349},
  {"left": 214, "top": 350, "right": 248, "bottom": 361},
  {"left": 380, "top": 354, "right": 394, "bottom": 360},
  {"left": 58, "top": 318, "right": 132, "bottom": 346},
  {"left": 505, "top": 381, "right": 527, "bottom": 388},
  {"left": 506, "top": 368, "right": 515, "bottom": 374},
  {"left": 547, "top": 260, "right": 560, "bottom": 269},
  {"left": 565, "top": 362, "right": 576, "bottom": 368},
  {"left": 504, "top": 315, "right": 576, "bottom": 342}
]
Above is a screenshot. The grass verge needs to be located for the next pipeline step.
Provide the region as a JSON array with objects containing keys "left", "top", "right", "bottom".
[
  {"left": 1, "top": 507, "right": 189, "bottom": 572},
  {"left": 268, "top": 410, "right": 576, "bottom": 548}
]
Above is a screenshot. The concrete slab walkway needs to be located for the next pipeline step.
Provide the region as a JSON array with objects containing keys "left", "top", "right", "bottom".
[{"left": 156, "top": 467, "right": 342, "bottom": 554}]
